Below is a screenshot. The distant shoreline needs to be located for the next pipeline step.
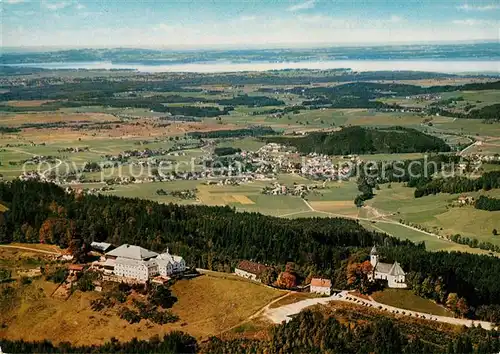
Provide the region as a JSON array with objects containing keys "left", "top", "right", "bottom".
[{"left": 4, "top": 60, "right": 500, "bottom": 74}]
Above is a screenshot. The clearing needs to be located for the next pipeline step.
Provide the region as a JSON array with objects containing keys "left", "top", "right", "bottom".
[
  {"left": 0, "top": 273, "right": 283, "bottom": 345},
  {"left": 371, "top": 289, "right": 453, "bottom": 317}
]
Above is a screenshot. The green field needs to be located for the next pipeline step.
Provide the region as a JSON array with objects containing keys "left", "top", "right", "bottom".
[
  {"left": 360, "top": 221, "right": 491, "bottom": 254},
  {"left": 215, "top": 137, "right": 266, "bottom": 151},
  {"left": 371, "top": 289, "right": 453, "bottom": 317},
  {"left": 365, "top": 183, "right": 500, "bottom": 248}
]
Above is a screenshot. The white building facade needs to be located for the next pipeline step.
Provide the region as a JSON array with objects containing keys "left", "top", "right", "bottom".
[
  {"left": 101, "top": 244, "right": 186, "bottom": 282},
  {"left": 156, "top": 249, "right": 187, "bottom": 276},
  {"left": 370, "top": 246, "right": 407, "bottom": 288},
  {"left": 310, "top": 278, "right": 332, "bottom": 296}
]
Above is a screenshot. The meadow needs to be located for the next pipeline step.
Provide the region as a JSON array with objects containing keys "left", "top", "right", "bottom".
[
  {"left": 1, "top": 77, "right": 499, "bottom": 258},
  {"left": 0, "top": 272, "right": 283, "bottom": 345},
  {"left": 365, "top": 183, "right": 500, "bottom": 248},
  {"left": 371, "top": 289, "right": 453, "bottom": 317}
]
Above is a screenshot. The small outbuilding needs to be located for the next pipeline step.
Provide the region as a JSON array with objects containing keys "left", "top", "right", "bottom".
[
  {"left": 68, "top": 264, "right": 85, "bottom": 276},
  {"left": 91, "top": 242, "right": 113, "bottom": 253},
  {"left": 310, "top": 278, "right": 332, "bottom": 296},
  {"left": 235, "top": 260, "right": 269, "bottom": 282}
]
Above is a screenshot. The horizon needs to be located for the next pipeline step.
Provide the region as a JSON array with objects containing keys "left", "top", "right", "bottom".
[
  {"left": 2, "top": 0, "right": 499, "bottom": 48},
  {"left": 2, "top": 39, "right": 499, "bottom": 55}
]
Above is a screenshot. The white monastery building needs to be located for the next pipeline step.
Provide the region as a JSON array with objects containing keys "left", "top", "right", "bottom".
[
  {"left": 98, "top": 244, "right": 186, "bottom": 282},
  {"left": 369, "top": 246, "right": 407, "bottom": 288},
  {"left": 310, "top": 278, "right": 332, "bottom": 296}
]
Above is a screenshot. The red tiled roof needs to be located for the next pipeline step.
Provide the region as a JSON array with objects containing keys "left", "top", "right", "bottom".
[
  {"left": 68, "top": 264, "right": 84, "bottom": 271},
  {"left": 236, "top": 260, "right": 269, "bottom": 276},
  {"left": 310, "top": 278, "right": 331, "bottom": 288}
]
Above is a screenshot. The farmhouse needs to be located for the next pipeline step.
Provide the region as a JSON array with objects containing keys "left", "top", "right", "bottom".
[
  {"left": 369, "top": 246, "right": 407, "bottom": 288},
  {"left": 235, "top": 260, "right": 269, "bottom": 281},
  {"left": 93, "top": 244, "right": 186, "bottom": 282},
  {"left": 310, "top": 278, "right": 332, "bottom": 296}
]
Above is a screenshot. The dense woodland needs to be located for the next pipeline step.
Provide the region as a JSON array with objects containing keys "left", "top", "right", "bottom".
[
  {"left": 353, "top": 155, "right": 460, "bottom": 206},
  {"left": 413, "top": 171, "right": 500, "bottom": 197},
  {"left": 475, "top": 196, "right": 500, "bottom": 211},
  {"left": 2, "top": 310, "right": 499, "bottom": 353},
  {"left": 0, "top": 332, "right": 198, "bottom": 353},
  {"left": 428, "top": 103, "right": 500, "bottom": 121},
  {"left": 266, "top": 126, "right": 451, "bottom": 155},
  {"left": 187, "top": 126, "right": 277, "bottom": 139},
  {"left": 1, "top": 77, "right": 498, "bottom": 110},
  {"left": 1, "top": 181, "right": 500, "bottom": 322},
  {"left": 203, "top": 311, "right": 500, "bottom": 353}
]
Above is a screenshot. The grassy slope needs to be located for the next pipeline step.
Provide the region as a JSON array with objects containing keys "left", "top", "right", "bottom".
[
  {"left": 366, "top": 183, "right": 500, "bottom": 248},
  {"left": 371, "top": 289, "right": 453, "bottom": 317},
  {"left": 0, "top": 274, "right": 283, "bottom": 345}
]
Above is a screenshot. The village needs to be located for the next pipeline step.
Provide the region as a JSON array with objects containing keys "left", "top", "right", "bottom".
[{"left": 16, "top": 142, "right": 358, "bottom": 190}]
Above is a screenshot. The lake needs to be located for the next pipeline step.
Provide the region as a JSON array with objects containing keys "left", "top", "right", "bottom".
[{"left": 5, "top": 60, "right": 500, "bottom": 74}]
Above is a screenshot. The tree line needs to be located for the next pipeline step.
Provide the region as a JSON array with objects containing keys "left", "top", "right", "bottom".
[
  {"left": 188, "top": 126, "right": 277, "bottom": 139},
  {"left": 475, "top": 195, "right": 500, "bottom": 211},
  {"left": 414, "top": 171, "right": 500, "bottom": 198},
  {"left": 2, "top": 181, "right": 500, "bottom": 319},
  {"left": 0, "top": 180, "right": 409, "bottom": 276},
  {"left": 266, "top": 126, "right": 451, "bottom": 155},
  {"left": 2, "top": 309, "right": 499, "bottom": 353},
  {"left": 427, "top": 103, "right": 500, "bottom": 121}
]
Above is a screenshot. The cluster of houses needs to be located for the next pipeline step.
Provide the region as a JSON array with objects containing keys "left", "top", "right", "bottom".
[
  {"left": 17, "top": 142, "right": 358, "bottom": 188},
  {"left": 57, "top": 147, "right": 90, "bottom": 153},
  {"left": 455, "top": 195, "right": 475, "bottom": 206},
  {"left": 261, "top": 182, "right": 325, "bottom": 197},
  {"left": 234, "top": 246, "right": 407, "bottom": 295},
  {"left": 90, "top": 242, "right": 186, "bottom": 283},
  {"left": 105, "top": 148, "right": 186, "bottom": 163}
]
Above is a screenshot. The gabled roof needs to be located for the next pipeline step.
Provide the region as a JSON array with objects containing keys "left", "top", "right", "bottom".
[
  {"left": 236, "top": 260, "right": 269, "bottom": 276},
  {"left": 389, "top": 261, "right": 406, "bottom": 276},
  {"left": 370, "top": 245, "right": 378, "bottom": 255},
  {"left": 156, "top": 252, "right": 184, "bottom": 266},
  {"left": 311, "top": 278, "right": 331, "bottom": 288},
  {"left": 374, "top": 262, "right": 393, "bottom": 274},
  {"left": 106, "top": 244, "right": 158, "bottom": 260},
  {"left": 91, "top": 242, "right": 113, "bottom": 252}
]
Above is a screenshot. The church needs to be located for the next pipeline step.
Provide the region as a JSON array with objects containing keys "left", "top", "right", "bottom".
[{"left": 369, "top": 246, "right": 407, "bottom": 288}]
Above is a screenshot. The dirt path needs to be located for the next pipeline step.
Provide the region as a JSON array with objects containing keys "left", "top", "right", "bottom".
[
  {"left": 215, "top": 291, "right": 292, "bottom": 337},
  {"left": 0, "top": 244, "right": 61, "bottom": 256},
  {"left": 5, "top": 147, "right": 37, "bottom": 157},
  {"left": 264, "top": 291, "right": 496, "bottom": 330},
  {"left": 302, "top": 199, "right": 444, "bottom": 239},
  {"left": 459, "top": 141, "right": 479, "bottom": 156}
]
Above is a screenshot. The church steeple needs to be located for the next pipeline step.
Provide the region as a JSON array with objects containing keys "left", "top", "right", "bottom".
[{"left": 370, "top": 245, "right": 379, "bottom": 267}]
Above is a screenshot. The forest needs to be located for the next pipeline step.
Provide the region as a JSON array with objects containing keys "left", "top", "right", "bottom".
[
  {"left": 2, "top": 310, "right": 499, "bottom": 353},
  {"left": 427, "top": 103, "right": 500, "bottom": 121},
  {"left": 187, "top": 126, "right": 277, "bottom": 138},
  {"left": 1, "top": 181, "right": 500, "bottom": 321},
  {"left": 266, "top": 126, "right": 451, "bottom": 155},
  {"left": 1, "top": 71, "right": 498, "bottom": 102},
  {"left": 413, "top": 171, "right": 500, "bottom": 197},
  {"left": 475, "top": 196, "right": 500, "bottom": 211},
  {"left": 0, "top": 332, "right": 198, "bottom": 353}
]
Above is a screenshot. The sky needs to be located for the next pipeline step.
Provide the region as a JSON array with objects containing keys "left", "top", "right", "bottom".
[{"left": 1, "top": 0, "right": 499, "bottom": 48}]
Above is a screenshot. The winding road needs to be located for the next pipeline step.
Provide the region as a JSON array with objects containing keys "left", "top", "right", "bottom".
[
  {"left": 264, "top": 291, "right": 496, "bottom": 330},
  {"left": 302, "top": 199, "right": 444, "bottom": 238}
]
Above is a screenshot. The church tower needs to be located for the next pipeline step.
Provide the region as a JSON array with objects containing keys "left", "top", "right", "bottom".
[{"left": 370, "top": 245, "right": 379, "bottom": 267}]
